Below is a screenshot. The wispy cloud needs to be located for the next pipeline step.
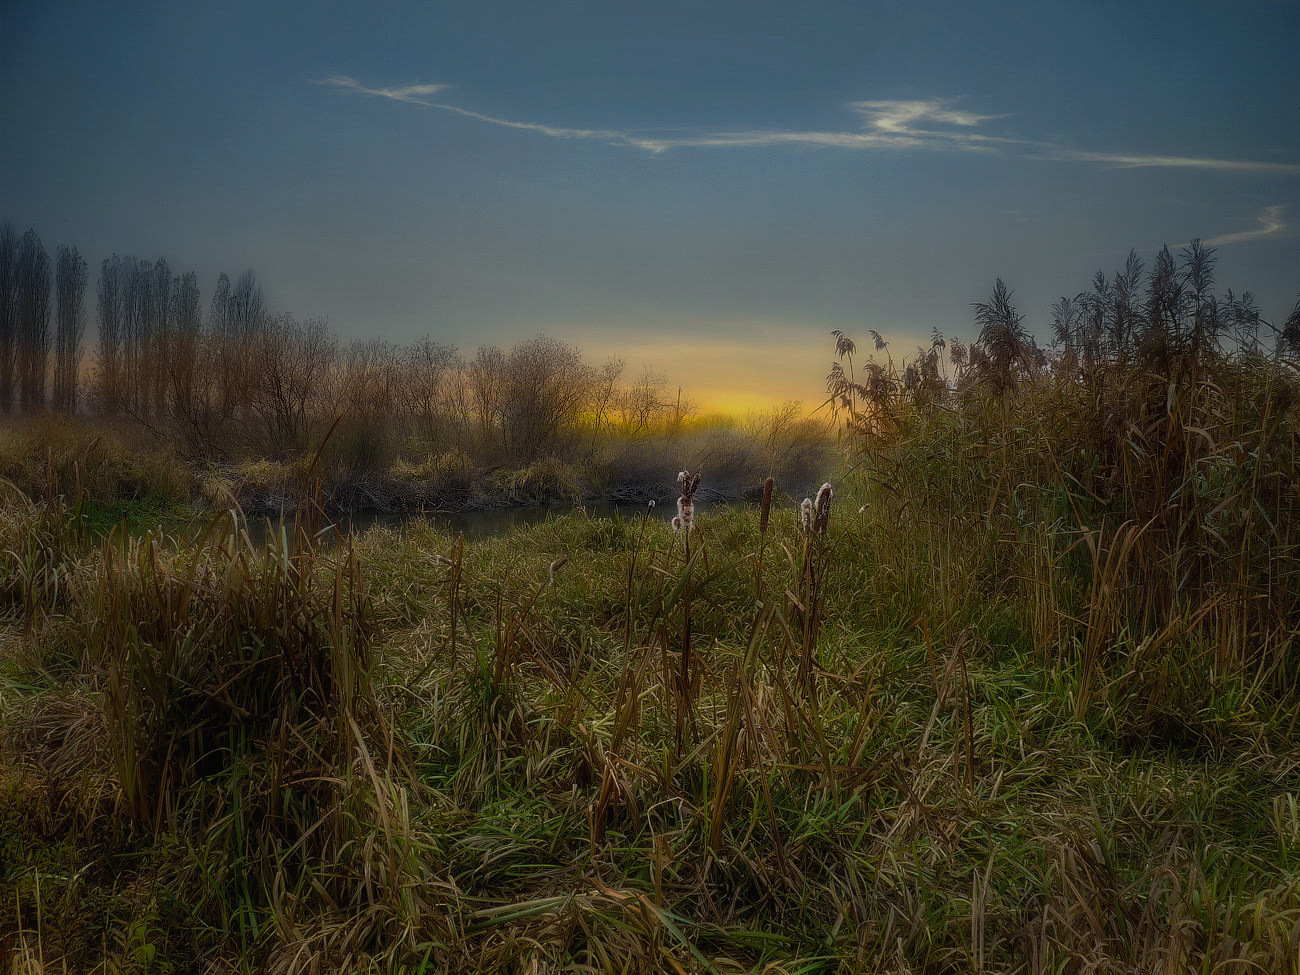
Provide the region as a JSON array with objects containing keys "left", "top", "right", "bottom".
[
  {"left": 1203, "top": 205, "right": 1289, "bottom": 245},
  {"left": 1042, "top": 148, "right": 1299, "bottom": 174},
  {"left": 312, "top": 75, "right": 1300, "bottom": 175},
  {"left": 315, "top": 74, "right": 450, "bottom": 104}
]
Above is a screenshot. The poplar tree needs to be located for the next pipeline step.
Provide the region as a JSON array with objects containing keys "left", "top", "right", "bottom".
[
  {"left": 16, "top": 230, "right": 51, "bottom": 411},
  {"left": 54, "top": 245, "right": 88, "bottom": 413}
]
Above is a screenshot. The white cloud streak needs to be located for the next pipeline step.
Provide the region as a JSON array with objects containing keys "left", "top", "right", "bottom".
[
  {"left": 312, "top": 75, "right": 1300, "bottom": 175},
  {"left": 1203, "top": 205, "right": 1289, "bottom": 245},
  {"left": 316, "top": 74, "right": 450, "bottom": 104}
]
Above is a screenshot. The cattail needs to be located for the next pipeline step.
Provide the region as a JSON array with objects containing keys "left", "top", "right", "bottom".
[
  {"left": 676, "top": 495, "right": 694, "bottom": 533},
  {"left": 759, "top": 476, "right": 774, "bottom": 535},
  {"left": 672, "top": 515, "right": 682, "bottom": 530},
  {"left": 800, "top": 498, "right": 813, "bottom": 534},
  {"left": 676, "top": 469, "right": 700, "bottom": 533},
  {"left": 548, "top": 555, "right": 569, "bottom": 584},
  {"left": 814, "top": 483, "right": 833, "bottom": 534}
]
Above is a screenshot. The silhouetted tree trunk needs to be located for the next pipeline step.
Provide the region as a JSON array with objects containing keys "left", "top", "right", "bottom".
[
  {"left": 128, "top": 259, "right": 154, "bottom": 416},
  {"left": 169, "top": 270, "right": 201, "bottom": 419},
  {"left": 54, "top": 245, "right": 87, "bottom": 413},
  {"left": 16, "top": 230, "right": 51, "bottom": 411},
  {"left": 96, "top": 256, "right": 127, "bottom": 413},
  {"left": 150, "top": 258, "right": 172, "bottom": 416}
]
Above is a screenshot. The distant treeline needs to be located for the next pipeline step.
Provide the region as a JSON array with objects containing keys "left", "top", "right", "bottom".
[
  {"left": 0, "top": 224, "right": 87, "bottom": 415},
  {"left": 0, "top": 220, "right": 710, "bottom": 472}
]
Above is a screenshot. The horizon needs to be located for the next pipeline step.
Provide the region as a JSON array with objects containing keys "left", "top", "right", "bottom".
[{"left": 3, "top": 0, "right": 1297, "bottom": 412}]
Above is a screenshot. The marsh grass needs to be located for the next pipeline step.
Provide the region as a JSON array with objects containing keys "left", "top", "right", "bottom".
[{"left": 3, "top": 325, "right": 1300, "bottom": 971}]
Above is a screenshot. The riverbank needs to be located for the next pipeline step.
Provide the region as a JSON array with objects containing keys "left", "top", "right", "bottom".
[{"left": 0, "top": 411, "right": 834, "bottom": 518}]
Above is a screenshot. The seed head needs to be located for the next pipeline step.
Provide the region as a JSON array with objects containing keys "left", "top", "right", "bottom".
[
  {"left": 548, "top": 555, "right": 569, "bottom": 584},
  {"left": 759, "top": 476, "right": 774, "bottom": 535},
  {"left": 675, "top": 469, "right": 700, "bottom": 532},
  {"left": 814, "top": 483, "right": 833, "bottom": 534}
]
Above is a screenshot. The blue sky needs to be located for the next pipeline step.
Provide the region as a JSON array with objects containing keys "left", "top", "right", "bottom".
[{"left": 3, "top": 0, "right": 1297, "bottom": 409}]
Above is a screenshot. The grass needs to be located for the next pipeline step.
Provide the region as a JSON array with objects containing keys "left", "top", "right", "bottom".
[
  {"left": 2, "top": 479, "right": 1297, "bottom": 972},
  {"left": 2, "top": 289, "right": 1299, "bottom": 969}
]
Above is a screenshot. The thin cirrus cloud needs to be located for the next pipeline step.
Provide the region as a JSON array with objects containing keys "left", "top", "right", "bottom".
[
  {"left": 312, "top": 74, "right": 1300, "bottom": 175},
  {"left": 1203, "top": 205, "right": 1288, "bottom": 246}
]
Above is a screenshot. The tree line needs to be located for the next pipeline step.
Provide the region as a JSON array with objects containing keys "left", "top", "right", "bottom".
[
  {"left": 0, "top": 223, "right": 86, "bottom": 414},
  {"left": 0, "top": 219, "right": 702, "bottom": 472}
]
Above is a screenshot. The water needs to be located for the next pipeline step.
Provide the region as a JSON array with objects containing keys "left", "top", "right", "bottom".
[{"left": 242, "top": 497, "right": 741, "bottom": 546}]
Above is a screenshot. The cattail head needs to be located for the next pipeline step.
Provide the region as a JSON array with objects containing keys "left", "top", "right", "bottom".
[
  {"left": 676, "top": 469, "right": 700, "bottom": 532},
  {"left": 800, "top": 498, "right": 813, "bottom": 534},
  {"left": 548, "top": 555, "right": 569, "bottom": 584},
  {"left": 672, "top": 515, "right": 683, "bottom": 531},
  {"left": 678, "top": 470, "right": 700, "bottom": 502},
  {"left": 759, "top": 476, "right": 774, "bottom": 535},
  {"left": 814, "top": 482, "right": 833, "bottom": 534}
]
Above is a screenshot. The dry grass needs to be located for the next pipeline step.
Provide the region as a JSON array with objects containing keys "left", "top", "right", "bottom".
[
  {"left": 2, "top": 473, "right": 1296, "bottom": 971},
  {"left": 2, "top": 280, "right": 1299, "bottom": 969}
]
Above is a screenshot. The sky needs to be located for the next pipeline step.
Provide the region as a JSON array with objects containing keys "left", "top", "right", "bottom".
[{"left": 2, "top": 0, "right": 1298, "bottom": 412}]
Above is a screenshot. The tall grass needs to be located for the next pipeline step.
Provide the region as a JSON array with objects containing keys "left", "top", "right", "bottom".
[
  {"left": 3, "top": 481, "right": 1298, "bottom": 971},
  {"left": 827, "top": 253, "right": 1300, "bottom": 747},
  {"left": 3, "top": 249, "right": 1299, "bottom": 970}
]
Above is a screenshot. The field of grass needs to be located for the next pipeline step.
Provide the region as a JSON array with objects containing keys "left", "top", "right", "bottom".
[
  {"left": 3, "top": 272, "right": 1300, "bottom": 971},
  {"left": 2, "top": 393, "right": 1298, "bottom": 972}
]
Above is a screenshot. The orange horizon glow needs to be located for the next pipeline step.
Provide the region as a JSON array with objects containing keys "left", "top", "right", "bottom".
[{"left": 575, "top": 323, "right": 837, "bottom": 418}]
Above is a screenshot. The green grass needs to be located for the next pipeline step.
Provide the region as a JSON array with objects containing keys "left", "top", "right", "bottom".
[{"left": 2, "top": 486, "right": 1297, "bottom": 972}]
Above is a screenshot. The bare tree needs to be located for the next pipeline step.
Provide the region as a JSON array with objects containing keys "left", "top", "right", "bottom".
[
  {"left": 250, "top": 314, "right": 335, "bottom": 456},
  {"left": 126, "top": 258, "right": 155, "bottom": 416},
  {"left": 168, "top": 271, "right": 201, "bottom": 419},
  {"left": 618, "top": 367, "right": 667, "bottom": 433},
  {"left": 209, "top": 269, "right": 264, "bottom": 416},
  {"left": 399, "top": 338, "right": 458, "bottom": 447},
  {"left": 333, "top": 340, "right": 401, "bottom": 483},
  {"left": 53, "top": 245, "right": 88, "bottom": 413},
  {"left": 149, "top": 258, "right": 172, "bottom": 415},
  {"left": 229, "top": 269, "right": 264, "bottom": 341},
  {"left": 15, "top": 230, "right": 51, "bottom": 411},
  {"left": 502, "top": 336, "right": 592, "bottom": 460},
  {"left": 95, "top": 256, "right": 125, "bottom": 412},
  {"left": 589, "top": 356, "right": 624, "bottom": 435},
  {"left": 468, "top": 345, "right": 507, "bottom": 449}
]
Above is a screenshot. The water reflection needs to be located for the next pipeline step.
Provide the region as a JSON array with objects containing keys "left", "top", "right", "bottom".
[{"left": 244, "top": 497, "right": 739, "bottom": 546}]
